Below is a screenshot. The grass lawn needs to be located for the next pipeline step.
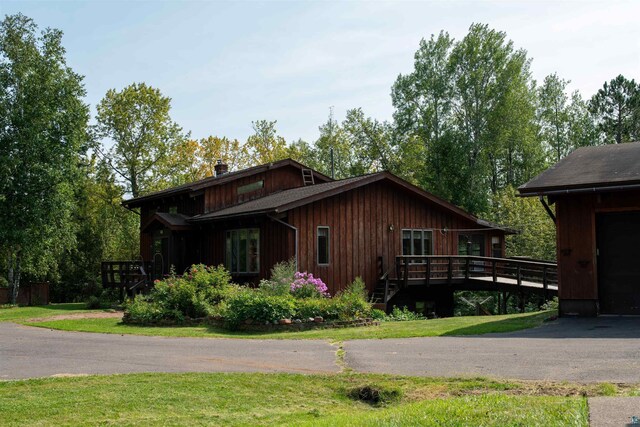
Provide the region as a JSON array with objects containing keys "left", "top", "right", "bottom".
[
  {"left": 0, "top": 303, "right": 111, "bottom": 322},
  {"left": 0, "top": 372, "right": 595, "bottom": 426},
  {"left": 25, "top": 310, "right": 555, "bottom": 340}
]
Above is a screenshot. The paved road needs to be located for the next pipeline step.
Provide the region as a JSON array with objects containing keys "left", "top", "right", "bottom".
[
  {"left": 345, "top": 317, "right": 640, "bottom": 382},
  {"left": 3, "top": 317, "right": 640, "bottom": 382},
  {"left": 0, "top": 323, "right": 338, "bottom": 379},
  {"left": 589, "top": 397, "right": 640, "bottom": 427}
]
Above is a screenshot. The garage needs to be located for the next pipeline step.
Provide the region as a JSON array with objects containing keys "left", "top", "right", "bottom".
[
  {"left": 596, "top": 211, "right": 640, "bottom": 314},
  {"left": 519, "top": 142, "right": 640, "bottom": 316}
]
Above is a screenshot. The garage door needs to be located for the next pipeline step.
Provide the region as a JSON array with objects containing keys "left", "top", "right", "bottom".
[{"left": 596, "top": 211, "right": 640, "bottom": 314}]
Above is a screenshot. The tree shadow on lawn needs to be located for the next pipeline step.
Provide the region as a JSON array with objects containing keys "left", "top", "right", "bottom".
[{"left": 444, "top": 315, "right": 640, "bottom": 339}]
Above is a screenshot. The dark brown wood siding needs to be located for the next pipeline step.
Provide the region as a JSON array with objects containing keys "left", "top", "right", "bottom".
[
  {"left": 555, "top": 189, "right": 640, "bottom": 302},
  {"left": 288, "top": 181, "right": 504, "bottom": 294},
  {"left": 197, "top": 218, "right": 295, "bottom": 285},
  {"left": 204, "top": 166, "right": 306, "bottom": 213}
]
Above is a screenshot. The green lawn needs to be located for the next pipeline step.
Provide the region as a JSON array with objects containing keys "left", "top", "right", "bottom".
[
  {"left": 0, "top": 372, "right": 592, "bottom": 426},
  {"left": 0, "top": 303, "right": 110, "bottom": 322},
  {"left": 26, "top": 310, "right": 555, "bottom": 340}
]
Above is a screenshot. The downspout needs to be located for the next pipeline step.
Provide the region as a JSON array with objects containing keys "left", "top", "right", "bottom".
[
  {"left": 539, "top": 196, "right": 556, "bottom": 224},
  {"left": 267, "top": 215, "right": 298, "bottom": 270}
]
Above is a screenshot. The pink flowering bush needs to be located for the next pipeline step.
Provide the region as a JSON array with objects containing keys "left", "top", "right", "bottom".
[{"left": 290, "top": 272, "right": 329, "bottom": 299}]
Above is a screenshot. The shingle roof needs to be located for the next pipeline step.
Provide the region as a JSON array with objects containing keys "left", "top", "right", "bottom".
[
  {"left": 123, "top": 158, "right": 332, "bottom": 207},
  {"left": 142, "top": 212, "right": 192, "bottom": 231},
  {"left": 190, "top": 175, "right": 373, "bottom": 221},
  {"left": 519, "top": 142, "right": 640, "bottom": 196},
  {"left": 190, "top": 172, "right": 516, "bottom": 233}
]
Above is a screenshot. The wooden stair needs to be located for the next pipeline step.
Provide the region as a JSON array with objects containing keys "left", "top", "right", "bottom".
[{"left": 371, "top": 278, "right": 400, "bottom": 310}]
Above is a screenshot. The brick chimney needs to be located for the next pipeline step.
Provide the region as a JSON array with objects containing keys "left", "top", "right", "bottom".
[{"left": 214, "top": 159, "right": 228, "bottom": 176}]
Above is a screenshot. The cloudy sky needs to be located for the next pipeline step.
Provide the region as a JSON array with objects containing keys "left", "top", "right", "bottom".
[{"left": 2, "top": 0, "right": 639, "bottom": 143}]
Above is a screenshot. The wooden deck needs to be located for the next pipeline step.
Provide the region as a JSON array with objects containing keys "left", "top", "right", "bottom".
[{"left": 374, "top": 255, "right": 558, "bottom": 306}]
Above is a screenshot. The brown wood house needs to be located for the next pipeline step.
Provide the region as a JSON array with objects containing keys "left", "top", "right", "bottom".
[
  {"left": 519, "top": 142, "right": 640, "bottom": 316},
  {"left": 120, "top": 159, "right": 512, "bottom": 315}
]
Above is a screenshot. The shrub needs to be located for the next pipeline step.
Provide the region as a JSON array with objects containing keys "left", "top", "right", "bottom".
[
  {"left": 332, "top": 277, "right": 372, "bottom": 320},
  {"left": 370, "top": 308, "right": 387, "bottom": 321},
  {"left": 125, "top": 295, "right": 175, "bottom": 323},
  {"left": 295, "top": 297, "right": 330, "bottom": 319},
  {"left": 541, "top": 296, "right": 559, "bottom": 311},
  {"left": 260, "top": 259, "right": 297, "bottom": 296},
  {"left": 387, "top": 306, "right": 426, "bottom": 321},
  {"left": 184, "top": 264, "right": 232, "bottom": 290},
  {"left": 290, "top": 272, "right": 329, "bottom": 299},
  {"left": 224, "top": 290, "right": 296, "bottom": 329},
  {"left": 85, "top": 295, "right": 101, "bottom": 309}
]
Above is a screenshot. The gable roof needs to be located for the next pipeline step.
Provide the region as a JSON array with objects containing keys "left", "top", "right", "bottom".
[
  {"left": 190, "top": 171, "right": 515, "bottom": 233},
  {"left": 123, "top": 158, "right": 332, "bottom": 208},
  {"left": 141, "top": 212, "right": 192, "bottom": 232},
  {"left": 519, "top": 142, "right": 640, "bottom": 196}
]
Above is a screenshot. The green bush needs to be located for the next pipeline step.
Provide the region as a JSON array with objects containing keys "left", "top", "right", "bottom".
[
  {"left": 85, "top": 295, "right": 101, "bottom": 309},
  {"left": 224, "top": 290, "right": 296, "bottom": 329},
  {"left": 259, "top": 259, "right": 296, "bottom": 296},
  {"left": 370, "top": 308, "right": 387, "bottom": 321},
  {"left": 125, "top": 295, "right": 176, "bottom": 323},
  {"left": 331, "top": 277, "right": 372, "bottom": 320},
  {"left": 123, "top": 264, "right": 374, "bottom": 328},
  {"left": 295, "top": 297, "right": 330, "bottom": 319},
  {"left": 387, "top": 306, "right": 426, "bottom": 321}
]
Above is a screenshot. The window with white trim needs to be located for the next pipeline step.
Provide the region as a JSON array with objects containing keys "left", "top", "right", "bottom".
[
  {"left": 317, "top": 226, "right": 330, "bottom": 265},
  {"left": 225, "top": 229, "right": 260, "bottom": 273},
  {"left": 401, "top": 229, "right": 433, "bottom": 256}
]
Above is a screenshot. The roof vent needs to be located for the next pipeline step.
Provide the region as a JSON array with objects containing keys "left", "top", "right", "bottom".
[{"left": 214, "top": 159, "right": 228, "bottom": 176}]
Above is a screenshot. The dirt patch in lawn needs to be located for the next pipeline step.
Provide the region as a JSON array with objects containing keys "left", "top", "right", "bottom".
[{"left": 24, "top": 311, "right": 123, "bottom": 323}]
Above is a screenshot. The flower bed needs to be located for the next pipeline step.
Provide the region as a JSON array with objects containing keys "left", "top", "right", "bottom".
[{"left": 123, "top": 261, "right": 373, "bottom": 331}]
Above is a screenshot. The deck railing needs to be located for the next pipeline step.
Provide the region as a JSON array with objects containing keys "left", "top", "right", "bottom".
[
  {"left": 393, "top": 255, "right": 557, "bottom": 295},
  {"left": 101, "top": 261, "right": 153, "bottom": 296}
]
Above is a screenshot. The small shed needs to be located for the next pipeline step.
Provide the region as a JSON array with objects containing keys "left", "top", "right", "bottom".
[{"left": 519, "top": 142, "right": 640, "bottom": 316}]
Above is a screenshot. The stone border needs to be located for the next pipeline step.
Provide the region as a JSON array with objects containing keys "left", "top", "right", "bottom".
[{"left": 123, "top": 314, "right": 379, "bottom": 331}]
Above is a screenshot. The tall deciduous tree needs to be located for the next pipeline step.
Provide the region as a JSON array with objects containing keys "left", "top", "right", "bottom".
[
  {"left": 94, "top": 83, "right": 186, "bottom": 197},
  {"left": 0, "top": 14, "right": 89, "bottom": 303},
  {"left": 245, "top": 120, "right": 289, "bottom": 165},
  {"left": 392, "top": 24, "right": 542, "bottom": 213},
  {"left": 538, "top": 73, "right": 570, "bottom": 162},
  {"left": 589, "top": 75, "right": 640, "bottom": 144}
]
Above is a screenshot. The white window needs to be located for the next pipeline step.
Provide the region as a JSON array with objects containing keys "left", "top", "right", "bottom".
[
  {"left": 225, "top": 229, "right": 260, "bottom": 273},
  {"left": 317, "top": 226, "right": 330, "bottom": 265},
  {"left": 401, "top": 229, "right": 433, "bottom": 256}
]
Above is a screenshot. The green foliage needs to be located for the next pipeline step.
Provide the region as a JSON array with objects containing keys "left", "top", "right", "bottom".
[
  {"left": 589, "top": 74, "right": 640, "bottom": 144},
  {"left": 331, "top": 277, "right": 372, "bottom": 320},
  {"left": 0, "top": 14, "right": 90, "bottom": 303},
  {"left": 370, "top": 308, "right": 387, "bottom": 321},
  {"left": 392, "top": 24, "right": 543, "bottom": 213},
  {"left": 387, "top": 306, "right": 427, "bottom": 321},
  {"left": 259, "top": 258, "right": 297, "bottom": 296},
  {"left": 484, "top": 186, "right": 556, "bottom": 261},
  {"left": 541, "top": 297, "right": 559, "bottom": 311},
  {"left": 245, "top": 120, "right": 290, "bottom": 165},
  {"left": 85, "top": 296, "right": 101, "bottom": 309},
  {"left": 224, "top": 290, "right": 296, "bottom": 329},
  {"left": 94, "top": 82, "right": 187, "bottom": 197},
  {"left": 125, "top": 265, "right": 234, "bottom": 323},
  {"left": 125, "top": 295, "right": 174, "bottom": 323}
]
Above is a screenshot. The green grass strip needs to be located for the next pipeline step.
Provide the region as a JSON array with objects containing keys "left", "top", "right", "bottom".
[{"left": 25, "top": 310, "right": 555, "bottom": 340}]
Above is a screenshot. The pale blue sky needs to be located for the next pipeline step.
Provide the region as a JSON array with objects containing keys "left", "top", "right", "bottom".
[{"left": 2, "top": 0, "right": 639, "bottom": 143}]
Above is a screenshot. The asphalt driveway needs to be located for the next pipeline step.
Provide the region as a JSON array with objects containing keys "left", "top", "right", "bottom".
[
  {"left": 345, "top": 316, "right": 640, "bottom": 382},
  {"left": 0, "top": 322, "right": 338, "bottom": 379},
  {"left": 3, "top": 317, "right": 640, "bottom": 382}
]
